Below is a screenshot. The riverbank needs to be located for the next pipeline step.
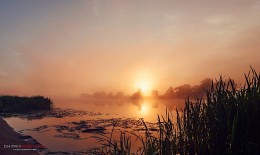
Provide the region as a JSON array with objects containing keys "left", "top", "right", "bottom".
[{"left": 0, "top": 117, "right": 40, "bottom": 155}]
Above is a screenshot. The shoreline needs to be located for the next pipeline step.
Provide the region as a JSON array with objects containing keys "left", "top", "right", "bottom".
[{"left": 0, "top": 117, "right": 40, "bottom": 155}]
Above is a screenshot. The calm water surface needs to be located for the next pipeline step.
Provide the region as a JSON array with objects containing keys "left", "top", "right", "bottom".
[{"left": 4, "top": 98, "right": 184, "bottom": 154}]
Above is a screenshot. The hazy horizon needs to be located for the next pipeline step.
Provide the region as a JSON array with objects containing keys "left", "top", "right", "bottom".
[{"left": 1, "top": 0, "right": 260, "bottom": 98}]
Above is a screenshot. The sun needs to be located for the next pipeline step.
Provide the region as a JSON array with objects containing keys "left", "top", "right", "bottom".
[{"left": 135, "top": 80, "right": 151, "bottom": 96}]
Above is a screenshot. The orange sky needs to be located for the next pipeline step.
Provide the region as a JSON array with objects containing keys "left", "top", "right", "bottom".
[{"left": 0, "top": 0, "right": 260, "bottom": 98}]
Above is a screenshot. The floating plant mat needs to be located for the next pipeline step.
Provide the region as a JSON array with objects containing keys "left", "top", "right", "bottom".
[
  {"left": 19, "top": 118, "right": 158, "bottom": 140},
  {"left": 0, "top": 108, "right": 102, "bottom": 120}
]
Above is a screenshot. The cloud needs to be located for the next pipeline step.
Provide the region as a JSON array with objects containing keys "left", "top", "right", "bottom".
[
  {"left": 164, "top": 14, "right": 177, "bottom": 22},
  {"left": 0, "top": 72, "right": 8, "bottom": 78},
  {"left": 93, "top": 0, "right": 100, "bottom": 21},
  {"left": 206, "top": 15, "right": 232, "bottom": 24}
]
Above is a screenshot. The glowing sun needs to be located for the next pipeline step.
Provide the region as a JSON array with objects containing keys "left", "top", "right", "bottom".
[{"left": 135, "top": 80, "right": 151, "bottom": 96}]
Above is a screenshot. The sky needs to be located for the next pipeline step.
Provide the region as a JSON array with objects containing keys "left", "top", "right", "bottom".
[{"left": 0, "top": 0, "right": 260, "bottom": 98}]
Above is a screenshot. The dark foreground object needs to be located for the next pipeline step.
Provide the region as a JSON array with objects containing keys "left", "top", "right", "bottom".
[
  {"left": 95, "top": 68, "right": 260, "bottom": 155},
  {"left": 0, "top": 95, "right": 52, "bottom": 112},
  {"left": 0, "top": 117, "right": 40, "bottom": 155}
]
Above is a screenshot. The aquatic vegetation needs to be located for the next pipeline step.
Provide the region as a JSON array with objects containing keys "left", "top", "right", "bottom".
[
  {"left": 95, "top": 68, "right": 260, "bottom": 154},
  {"left": 19, "top": 117, "right": 156, "bottom": 144},
  {"left": 0, "top": 108, "right": 101, "bottom": 120}
]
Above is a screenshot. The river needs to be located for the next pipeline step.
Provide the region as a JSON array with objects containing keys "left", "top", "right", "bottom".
[{"left": 3, "top": 98, "right": 184, "bottom": 154}]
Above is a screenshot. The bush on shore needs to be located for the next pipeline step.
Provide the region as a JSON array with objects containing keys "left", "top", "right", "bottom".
[{"left": 0, "top": 95, "right": 53, "bottom": 112}]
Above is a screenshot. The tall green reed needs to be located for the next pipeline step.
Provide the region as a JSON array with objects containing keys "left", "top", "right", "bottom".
[{"left": 92, "top": 68, "right": 260, "bottom": 155}]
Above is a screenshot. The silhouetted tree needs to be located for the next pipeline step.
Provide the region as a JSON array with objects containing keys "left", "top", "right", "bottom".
[
  {"left": 152, "top": 90, "right": 159, "bottom": 98},
  {"left": 131, "top": 89, "right": 143, "bottom": 99},
  {"left": 164, "top": 87, "right": 175, "bottom": 98},
  {"left": 115, "top": 91, "right": 125, "bottom": 98}
]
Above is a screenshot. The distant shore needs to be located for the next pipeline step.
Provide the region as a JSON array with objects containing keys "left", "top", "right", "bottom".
[{"left": 0, "top": 117, "right": 40, "bottom": 155}]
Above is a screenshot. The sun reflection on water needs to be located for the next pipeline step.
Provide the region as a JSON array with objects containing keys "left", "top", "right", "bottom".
[
  {"left": 139, "top": 101, "right": 153, "bottom": 117},
  {"left": 140, "top": 104, "right": 148, "bottom": 114}
]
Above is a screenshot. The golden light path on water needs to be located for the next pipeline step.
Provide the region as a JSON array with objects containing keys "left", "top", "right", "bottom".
[{"left": 140, "top": 103, "right": 149, "bottom": 115}]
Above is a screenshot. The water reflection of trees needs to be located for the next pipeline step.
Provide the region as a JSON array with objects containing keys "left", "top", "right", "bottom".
[{"left": 80, "top": 97, "right": 185, "bottom": 112}]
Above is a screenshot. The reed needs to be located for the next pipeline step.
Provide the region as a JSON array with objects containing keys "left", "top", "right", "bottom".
[{"left": 94, "top": 68, "right": 260, "bottom": 155}]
